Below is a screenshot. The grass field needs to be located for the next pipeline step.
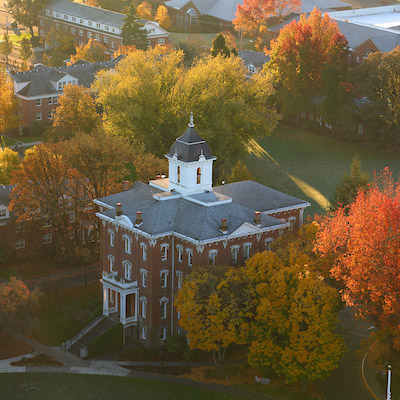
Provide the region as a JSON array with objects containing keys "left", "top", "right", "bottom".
[
  {"left": 246, "top": 125, "right": 400, "bottom": 216},
  {"left": 0, "top": 373, "right": 251, "bottom": 400}
]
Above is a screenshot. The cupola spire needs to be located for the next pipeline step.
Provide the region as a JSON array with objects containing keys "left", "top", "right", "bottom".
[{"left": 188, "top": 111, "right": 194, "bottom": 128}]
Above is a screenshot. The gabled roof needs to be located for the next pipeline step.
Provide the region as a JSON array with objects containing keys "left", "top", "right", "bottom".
[
  {"left": 0, "top": 185, "right": 14, "bottom": 207},
  {"left": 239, "top": 50, "right": 270, "bottom": 68}
]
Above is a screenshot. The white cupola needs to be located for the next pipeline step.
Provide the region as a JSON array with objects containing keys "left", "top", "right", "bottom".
[{"left": 165, "top": 113, "right": 216, "bottom": 196}]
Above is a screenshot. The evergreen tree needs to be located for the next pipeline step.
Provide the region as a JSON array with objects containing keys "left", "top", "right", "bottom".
[
  {"left": 19, "top": 36, "right": 32, "bottom": 61},
  {"left": 210, "top": 34, "right": 230, "bottom": 58},
  {"left": 0, "top": 34, "right": 13, "bottom": 65},
  {"left": 121, "top": 3, "right": 148, "bottom": 50},
  {"left": 331, "top": 154, "right": 369, "bottom": 210}
]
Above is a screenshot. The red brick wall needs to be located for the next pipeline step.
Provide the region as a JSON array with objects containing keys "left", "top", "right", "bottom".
[{"left": 19, "top": 97, "right": 59, "bottom": 129}]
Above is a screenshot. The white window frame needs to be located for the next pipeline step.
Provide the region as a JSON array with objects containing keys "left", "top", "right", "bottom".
[
  {"left": 160, "top": 270, "right": 169, "bottom": 288},
  {"left": 71, "top": 27, "right": 76, "bottom": 34},
  {"left": 123, "top": 234, "right": 132, "bottom": 254},
  {"left": 79, "top": 29, "right": 83, "bottom": 36},
  {"left": 177, "top": 310, "right": 181, "bottom": 320},
  {"left": 176, "top": 270, "right": 183, "bottom": 289},
  {"left": 243, "top": 243, "right": 252, "bottom": 260},
  {"left": 176, "top": 244, "right": 183, "bottom": 263},
  {"left": 108, "top": 229, "right": 114, "bottom": 247},
  {"left": 95, "top": 33, "right": 100, "bottom": 41},
  {"left": 208, "top": 249, "right": 217, "bottom": 266},
  {"left": 53, "top": 96, "right": 58, "bottom": 104},
  {"left": 15, "top": 222, "right": 25, "bottom": 233},
  {"left": 104, "top": 36, "right": 108, "bottom": 43},
  {"left": 123, "top": 260, "right": 132, "bottom": 281},
  {"left": 157, "top": 38, "right": 165, "bottom": 45},
  {"left": 15, "top": 238, "right": 25, "bottom": 249},
  {"left": 140, "top": 296, "right": 147, "bottom": 319},
  {"left": 140, "top": 268, "right": 147, "bottom": 288},
  {"left": 141, "top": 326, "right": 147, "bottom": 340},
  {"left": 160, "top": 297, "right": 169, "bottom": 319},
  {"left": 35, "top": 112, "right": 42, "bottom": 121},
  {"left": 161, "top": 243, "right": 169, "bottom": 261},
  {"left": 43, "top": 233, "right": 52, "bottom": 244},
  {"left": 140, "top": 242, "right": 147, "bottom": 261},
  {"left": 186, "top": 248, "right": 193, "bottom": 267},
  {"left": 265, "top": 238, "right": 273, "bottom": 251},
  {"left": 288, "top": 217, "right": 296, "bottom": 232},
  {"left": 87, "top": 32, "right": 92, "bottom": 38},
  {"left": 48, "top": 97, "right": 53, "bottom": 105},
  {"left": 160, "top": 327, "right": 167, "bottom": 341},
  {"left": 231, "top": 245, "right": 239, "bottom": 263},
  {"left": 108, "top": 254, "right": 114, "bottom": 272},
  {"left": 0, "top": 207, "right": 8, "bottom": 219}
]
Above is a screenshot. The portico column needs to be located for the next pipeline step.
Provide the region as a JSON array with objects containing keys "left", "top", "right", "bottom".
[
  {"left": 120, "top": 293, "right": 126, "bottom": 324},
  {"left": 103, "top": 287, "right": 109, "bottom": 316},
  {"left": 299, "top": 209, "right": 304, "bottom": 226}
]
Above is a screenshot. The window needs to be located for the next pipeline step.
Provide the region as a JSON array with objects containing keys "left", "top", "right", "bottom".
[
  {"left": 140, "top": 296, "right": 147, "bottom": 318},
  {"left": 108, "top": 254, "right": 114, "bottom": 272},
  {"left": 243, "top": 243, "right": 251, "bottom": 260},
  {"left": 64, "top": 14, "right": 68, "bottom": 20},
  {"left": 15, "top": 222, "right": 25, "bottom": 233},
  {"left": 46, "top": 9, "right": 50, "bottom": 16},
  {"left": 0, "top": 208, "right": 7, "bottom": 218},
  {"left": 363, "top": 48, "right": 374, "bottom": 60},
  {"left": 197, "top": 168, "right": 201, "bottom": 184},
  {"left": 176, "top": 271, "right": 183, "bottom": 289},
  {"left": 43, "top": 219, "right": 52, "bottom": 228},
  {"left": 141, "top": 326, "right": 147, "bottom": 340},
  {"left": 123, "top": 234, "right": 132, "bottom": 254},
  {"left": 108, "top": 229, "right": 114, "bottom": 247},
  {"left": 43, "top": 233, "right": 52, "bottom": 244},
  {"left": 71, "top": 27, "right": 76, "bottom": 34},
  {"left": 177, "top": 244, "right": 183, "bottom": 262},
  {"left": 160, "top": 327, "right": 167, "bottom": 341},
  {"left": 111, "top": 41, "right": 115, "bottom": 49},
  {"left": 158, "top": 38, "right": 165, "bottom": 45},
  {"left": 87, "top": 32, "right": 92, "bottom": 38},
  {"left": 111, "top": 27, "right": 115, "bottom": 32},
  {"left": 79, "top": 29, "right": 83, "bottom": 36},
  {"left": 140, "top": 242, "right": 147, "bottom": 261},
  {"left": 147, "top": 39, "right": 150, "bottom": 47},
  {"left": 265, "top": 238, "right": 273, "bottom": 251},
  {"left": 72, "top": 17, "right": 76, "bottom": 22},
  {"left": 160, "top": 270, "right": 169, "bottom": 288},
  {"left": 53, "top": 96, "right": 58, "bottom": 104},
  {"left": 57, "top": 82, "right": 62, "bottom": 90},
  {"left": 177, "top": 166, "right": 180, "bottom": 183},
  {"left": 288, "top": 217, "right": 296, "bottom": 232},
  {"left": 140, "top": 268, "right": 147, "bottom": 287},
  {"left": 104, "top": 36, "right": 108, "bottom": 43},
  {"left": 161, "top": 243, "right": 169, "bottom": 261},
  {"left": 208, "top": 250, "right": 217, "bottom": 266},
  {"left": 96, "top": 23, "right": 101, "bottom": 28},
  {"left": 123, "top": 260, "right": 132, "bottom": 281},
  {"left": 56, "top": 12, "right": 60, "bottom": 18},
  {"left": 36, "top": 98, "right": 42, "bottom": 107},
  {"left": 248, "top": 64, "right": 256, "bottom": 74},
  {"left": 16, "top": 238, "right": 25, "bottom": 249},
  {"left": 160, "top": 297, "right": 168, "bottom": 319},
  {"left": 149, "top": 28, "right": 155, "bottom": 33},
  {"left": 186, "top": 248, "right": 193, "bottom": 266},
  {"left": 79, "top": 19, "right": 84, "bottom": 24},
  {"left": 177, "top": 310, "right": 181, "bottom": 319},
  {"left": 231, "top": 245, "right": 239, "bottom": 263},
  {"left": 105, "top": 25, "right": 109, "bottom": 31},
  {"left": 48, "top": 97, "right": 53, "bottom": 105},
  {"left": 35, "top": 112, "right": 42, "bottom": 121},
  {"left": 88, "top": 21, "right": 92, "bottom": 26},
  {"left": 40, "top": 19, "right": 44, "bottom": 26},
  {"left": 48, "top": 111, "right": 53, "bottom": 120},
  {"left": 68, "top": 212, "right": 75, "bottom": 223},
  {"left": 95, "top": 34, "right": 100, "bottom": 41},
  {"left": 358, "top": 124, "right": 364, "bottom": 135},
  {"left": 63, "top": 25, "right": 68, "bottom": 31}
]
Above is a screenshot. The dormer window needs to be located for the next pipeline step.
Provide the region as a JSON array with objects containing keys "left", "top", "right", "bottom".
[
  {"left": 177, "top": 166, "right": 180, "bottom": 183},
  {"left": 197, "top": 168, "right": 201, "bottom": 184}
]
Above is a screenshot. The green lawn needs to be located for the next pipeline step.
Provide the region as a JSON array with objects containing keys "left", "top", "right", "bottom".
[
  {"left": 8, "top": 32, "right": 31, "bottom": 47},
  {"left": 0, "top": 373, "right": 251, "bottom": 400},
  {"left": 246, "top": 125, "right": 400, "bottom": 216}
]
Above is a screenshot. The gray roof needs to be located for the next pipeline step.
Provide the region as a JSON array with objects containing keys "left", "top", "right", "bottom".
[
  {"left": 0, "top": 185, "right": 14, "bottom": 207},
  {"left": 239, "top": 50, "right": 270, "bottom": 68},
  {"left": 299, "top": 0, "right": 351, "bottom": 12},
  {"left": 39, "top": 0, "right": 125, "bottom": 27},
  {"left": 11, "top": 57, "right": 123, "bottom": 97},
  {"left": 97, "top": 180, "right": 309, "bottom": 241},
  {"left": 168, "top": 125, "right": 213, "bottom": 162}
]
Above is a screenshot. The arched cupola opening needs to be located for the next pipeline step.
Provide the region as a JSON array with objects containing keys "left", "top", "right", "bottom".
[{"left": 197, "top": 167, "right": 201, "bottom": 184}]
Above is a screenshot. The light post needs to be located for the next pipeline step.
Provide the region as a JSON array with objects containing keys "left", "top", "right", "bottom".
[{"left": 386, "top": 365, "right": 391, "bottom": 400}]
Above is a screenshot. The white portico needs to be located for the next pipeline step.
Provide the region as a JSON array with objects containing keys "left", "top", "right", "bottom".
[{"left": 101, "top": 271, "right": 139, "bottom": 325}]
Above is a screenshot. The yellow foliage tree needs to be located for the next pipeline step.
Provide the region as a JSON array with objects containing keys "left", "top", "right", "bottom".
[
  {"left": 176, "top": 266, "right": 251, "bottom": 367},
  {"left": 70, "top": 39, "right": 107, "bottom": 64},
  {"left": 241, "top": 252, "right": 346, "bottom": 392},
  {"left": 228, "top": 160, "right": 253, "bottom": 183},
  {"left": 0, "top": 147, "right": 20, "bottom": 185},
  {"left": 0, "top": 66, "right": 18, "bottom": 133},
  {"left": 137, "top": 1, "right": 152, "bottom": 20},
  {"left": 133, "top": 152, "right": 168, "bottom": 183},
  {"left": 155, "top": 5, "right": 171, "bottom": 29}
]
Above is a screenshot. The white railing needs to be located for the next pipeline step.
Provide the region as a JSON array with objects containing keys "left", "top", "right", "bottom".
[{"left": 63, "top": 315, "right": 105, "bottom": 350}]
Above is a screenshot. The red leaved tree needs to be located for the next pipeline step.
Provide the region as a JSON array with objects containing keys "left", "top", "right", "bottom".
[{"left": 315, "top": 168, "right": 400, "bottom": 359}]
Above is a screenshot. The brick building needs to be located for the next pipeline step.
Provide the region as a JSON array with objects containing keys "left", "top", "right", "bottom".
[
  {"left": 38, "top": 0, "right": 169, "bottom": 53},
  {"left": 94, "top": 115, "right": 310, "bottom": 345}
]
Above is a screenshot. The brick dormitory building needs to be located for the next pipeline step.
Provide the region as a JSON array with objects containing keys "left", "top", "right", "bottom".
[{"left": 94, "top": 116, "right": 310, "bottom": 345}]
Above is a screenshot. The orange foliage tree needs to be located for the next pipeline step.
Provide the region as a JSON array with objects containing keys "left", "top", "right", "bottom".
[
  {"left": 70, "top": 39, "right": 107, "bottom": 64},
  {"left": 315, "top": 168, "right": 400, "bottom": 359},
  {"left": 137, "top": 1, "right": 152, "bottom": 20},
  {"left": 268, "top": 8, "right": 348, "bottom": 115},
  {"left": 155, "top": 5, "right": 171, "bottom": 29}
]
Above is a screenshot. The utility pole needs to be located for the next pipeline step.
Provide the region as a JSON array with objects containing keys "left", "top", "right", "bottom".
[{"left": 387, "top": 365, "right": 391, "bottom": 400}]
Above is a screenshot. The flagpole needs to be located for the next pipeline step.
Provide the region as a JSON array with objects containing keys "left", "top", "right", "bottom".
[{"left": 386, "top": 365, "right": 391, "bottom": 400}]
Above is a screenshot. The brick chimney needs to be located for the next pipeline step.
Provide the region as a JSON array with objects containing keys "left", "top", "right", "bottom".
[
  {"left": 220, "top": 218, "right": 228, "bottom": 234},
  {"left": 135, "top": 211, "right": 143, "bottom": 226},
  {"left": 116, "top": 203, "right": 122, "bottom": 216},
  {"left": 123, "top": 180, "right": 130, "bottom": 191},
  {"left": 254, "top": 211, "right": 261, "bottom": 226}
]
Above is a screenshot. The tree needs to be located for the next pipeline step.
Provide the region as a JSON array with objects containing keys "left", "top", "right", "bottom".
[
  {"left": 331, "top": 155, "right": 369, "bottom": 211},
  {"left": 0, "top": 34, "right": 13, "bottom": 65},
  {"left": 19, "top": 36, "right": 32, "bottom": 61},
  {"left": 70, "top": 39, "right": 107, "bottom": 64},
  {"left": 155, "top": 5, "right": 171, "bottom": 30},
  {"left": 136, "top": 1, "right": 152, "bottom": 20},
  {"left": 221, "top": 31, "right": 237, "bottom": 53},
  {"left": 210, "top": 34, "right": 230, "bottom": 58},
  {"left": 315, "top": 168, "right": 400, "bottom": 362},
  {"left": 51, "top": 84, "right": 100, "bottom": 140},
  {"left": 93, "top": 48, "right": 279, "bottom": 175},
  {"left": 233, "top": 0, "right": 301, "bottom": 50},
  {"left": 10, "top": 143, "right": 89, "bottom": 265},
  {"left": 0, "top": 66, "right": 18, "bottom": 132},
  {"left": 0, "top": 147, "right": 20, "bottom": 184},
  {"left": 228, "top": 160, "right": 253, "bottom": 182},
  {"left": 44, "top": 27, "right": 75, "bottom": 67},
  {"left": 241, "top": 252, "right": 346, "bottom": 392},
  {"left": 268, "top": 9, "right": 348, "bottom": 116},
  {"left": 176, "top": 266, "right": 251, "bottom": 367},
  {"left": 121, "top": 3, "right": 148, "bottom": 50},
  {"left": 7, "top": 0, "right": 48, "bottom": 38},
  {"left": 354, "top": 47, "right": 400, "bottom": 142},
  {"left": 133, "top": 152, "right": 168, "bottom": 183}
]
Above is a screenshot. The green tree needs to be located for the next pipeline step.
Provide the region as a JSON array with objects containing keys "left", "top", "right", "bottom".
[
  {"left": 331, "top": 155, "right": 370, "bottom": 211},
  {"left": 7, "top": 0, "right": 48, "bottom": 38},
  {"left": 0, "top": 34, "right": 13, "bottom": 65},
  {"left": 43, "top": 27, "right": 75, "bottom": 67},
  {"left": 210, "top": 34, "right": 230, "bottom": 58},
  {"left": 121, "top": 2, "right": 148, "bottom": 50},
  {"left": 228, "top": 160, "right": 253, "bottom": 182},
  {"left": 19, "top": 36, "right": 32, "bottom": 61},
  {"left": 0, "top": 147, "right": 20, "bottom": 184},
  {"left": 242, "top": 252, "right": 346, "bottom": 392}
]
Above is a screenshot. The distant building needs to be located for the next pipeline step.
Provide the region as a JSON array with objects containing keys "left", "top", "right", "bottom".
[
  {"left": 38, "top": 0, "right": 169, "bottom": 53},
  {"left": 10, "top": 57, "right": 123, "bottom": 130},
  {"left": 95, "top": 115, "right": 310, "bottom": 345},
  {"left": 238, "top": 50, "right": 269, "bottom": 76}
]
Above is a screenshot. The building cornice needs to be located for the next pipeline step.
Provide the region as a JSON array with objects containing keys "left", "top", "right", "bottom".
[{"left": 263, "top": 203, "right": 311, "bottom": 215}]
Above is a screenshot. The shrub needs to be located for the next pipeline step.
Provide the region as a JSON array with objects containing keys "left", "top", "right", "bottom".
[
  {"left": 88, "top": 323, "right": 123, "bottom": 357},
  {"left": 119, "top": 343, "right": 159, "bottom": 361},
  {"left": 166, "top": 334, "right": 187, "bottom": 355},
  {"left": 183, "top": 347, "right": 206, "bottom": 362}
]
